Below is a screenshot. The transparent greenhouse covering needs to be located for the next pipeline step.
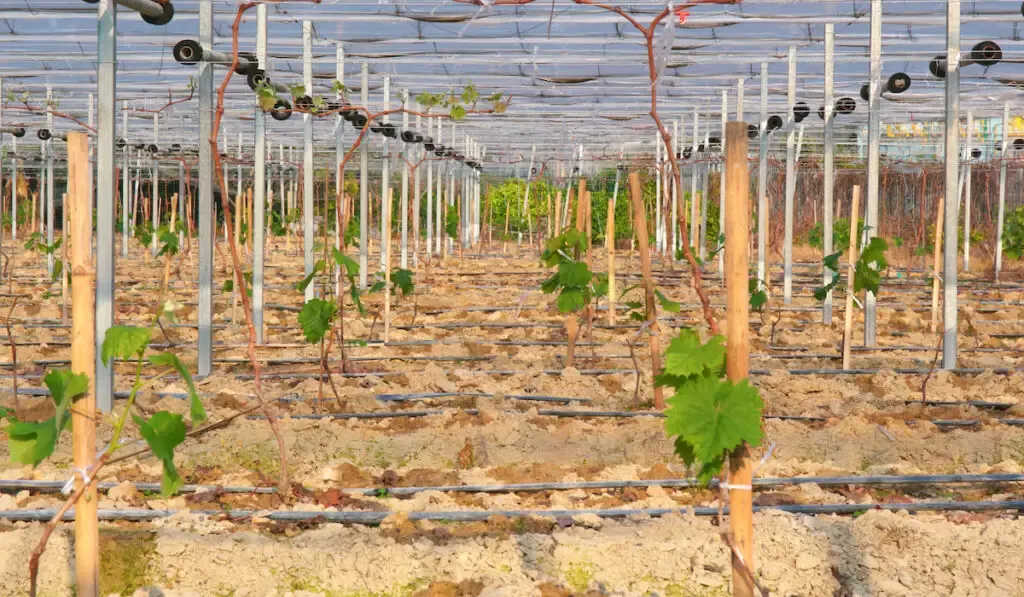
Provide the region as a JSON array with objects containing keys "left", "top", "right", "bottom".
[{"left": 2, "top": 0, "right": 1024, "bottom": 168}]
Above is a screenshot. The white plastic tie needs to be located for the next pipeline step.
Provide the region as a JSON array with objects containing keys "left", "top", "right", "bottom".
[
  {"left": 61, "top": 467, "right": 92, "bottom": 496},
  {"left": 721, "top": 483, "right": 752, "bottom": 492}
]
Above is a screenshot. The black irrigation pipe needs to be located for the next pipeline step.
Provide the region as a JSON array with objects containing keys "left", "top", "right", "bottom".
[
  {"left": 245, "top": 407, "right": 1024, "bottom": 430},
  {"left": 4, "top": 474, "right": 1023, "bottom": 499},
  {"left": 376, "top": 392, "right": 591, "bottom": 404},
  {"left": 3, "top": 500, "right": 1024, "bottom": 523}
]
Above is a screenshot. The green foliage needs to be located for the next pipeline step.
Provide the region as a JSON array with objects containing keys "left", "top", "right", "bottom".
[
  {"left": 655, "top": 289, "right": 680, "bottom": 313},
  {"left": 147, "top": 353, "right": 206, "bottom": 424},
  {"left": 102, "top": 326, "right": 152, "bottom": 365},
  {"left": 449, "top": 105, "right": 467, "bottom": 121},
  {"left": 485, "top": 178, "right": 560, "bottom": 235},
  {"left": 254, "top": 80, "right": 278, "bottom": 112},
  {"left": 808, "top": 218, "right": 864, "bottom": 252},
  {"left": 156, "top": 226, "right": 179, "bottom": 257},
  {"left": 853, "top": 237, "right": 888, "bottom": 294},
  {"left": 132, "top": 412, "right": 186, "bottom": 496},
  {"left": 332, "top": 248, "right": 366, "bottom": 316},
  {"left": 369, "top": 268, "right": 416, "bottom": 298},
  {"left": 539, "top": 228, "right": 597, "bottom": 314},
  {"left": 813, "top": 238, "right": 890, "bottom": 301},
  {"left": 298, "top": 299, "right": 337, "bottom": 344},
  {"left": 24, "top": 232, "right": 61, "bottom": 255},
  {"left": 661, "top": 329, "right": 764, "bottom": 484},
  {"left": 748, "top": 278, "right": 768, "bottom": 312},
  {"left": 1003, "top": 205, "right": 1024, "bottom": 260},
  {"left": 295, "top": 260, "right": 326, "bottom": 293},
  {"left": 445, "top": 208, "right": 459, "bottom": 240},
  {"left": 289, "top": 84, "right": 306, "bottom": 100},
  {"left": 3, "top": 370, "right": 88, "bottom": 466}
]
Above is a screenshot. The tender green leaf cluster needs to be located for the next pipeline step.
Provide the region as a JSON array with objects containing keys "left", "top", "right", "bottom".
[
  {"left": 748, "top": 278, "right": 768, "bottom": 312},
  {"left": 812, "top": 238, "right": 890, "bottom": 301},
  {"left": 660, "top": 329, "right": 764, "bottom": 484},
  {"left": 3, "top": 325, "right": 207, "bottom": 496},
  {"left": 539, "top": 228, "right": 601, "bottom": 314}
]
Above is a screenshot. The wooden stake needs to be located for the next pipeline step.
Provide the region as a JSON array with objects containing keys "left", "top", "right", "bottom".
[
  {"left": 693, "top": 191, "right": 702, "bottom": 252},
  {"left": 61, "top": 193, "right": 69, "bottom": 324},
  {"left": 627, "top": 172, "right": 663, "bottom": 409},
  {"left": 842, "top": 186, "right": 861, "bottom": 371},
  {"left": 584, "top": 190, "right": 593, "bottom": 267},
  {"left": 160, "top": 193, "right": 178, "bottom": 304},
  {"left": 607, "top": 189, "right": 616, "bottom": 326},
  {"left": 553, "top": 191, "right": 562, "bottom": 238},
  {"left": 723, "top": 122, "right": 754, "bottom": 597},
  {"left": 565, "top": 314, "right": 578, "bottom": 368},
  {"left": 232, "top": 193, "right": 242, "bottom": 323},
  {"left": 384, "top": 188, "right": 392, "bottom": 344},
  {"left": 68, "top": 132, "right": 98, "bottom": 597},
  {"left": 930, "top": 199, "right": 945, "bottom": 333}
]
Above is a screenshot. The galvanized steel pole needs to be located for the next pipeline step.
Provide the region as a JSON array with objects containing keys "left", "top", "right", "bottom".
[
  {"left": 197, "top": 0, "right": 213, "bottom": 377},
  {"left": 943, "top": 0, "right": 961, "bottom": 370},
  {"left": 252, "top": 3, "right": 267, "bottom": 343},
  {"left": 864, "top": 0, "right": 882, "bottom": 346},
  {"left": 783, "top": 47, "right": 796, "bottom": 304},
  {"left": 302, "top": 21, "right": 314, "bottom": 302},
  {"left": 95, "top": 0, "right": 116, "bottom": 411},
  {"left": 823, "top": 24, "right": 835, "bottom": 324}
]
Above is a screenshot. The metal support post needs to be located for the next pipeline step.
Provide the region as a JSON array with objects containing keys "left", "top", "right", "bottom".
[{"left": 197, "top": 0, "right": 214, "bottom": 376}]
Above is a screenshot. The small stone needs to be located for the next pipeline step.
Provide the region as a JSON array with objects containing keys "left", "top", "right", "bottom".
[
  {"left": 795, "top": 553, "right": 820, "bottom": 570},
  {"left": 573, "top": 513, "right": 604, "bottom": 529}
]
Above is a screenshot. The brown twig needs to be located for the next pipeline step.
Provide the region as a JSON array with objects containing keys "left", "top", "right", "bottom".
[
  {"left": 211, "top": 0, "right": 317, "bottom": 497},
  {"left": 5, "top": 296, "right": 19, "bottom": 415}
]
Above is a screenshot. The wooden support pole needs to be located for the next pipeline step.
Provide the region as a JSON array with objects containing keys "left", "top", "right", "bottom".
[
  {"left": 553, "top": 191, "right": 562, "bottom": 238},
  {"left": 61, "top": 193, "right": 69, "bottom": 323},
  {"left": 930, "top": 199, "right": 945, "bottom": 334},
  {"left": 628, "top": 172, "right": 663, "bottom": 409},
  {"left": 842, "top": 186, "right": 861, "bottom": 370},
  {"left": 161, "top": 193, "right": 178, "bottom": 304},
  {"left": 724, "top": 122, "right": 754, "bottom": 597},
  {"left": 68, "top": 132, "right": 98, "bottom": 597},
  {"left": 607, "top": 188, "right": 616, "bottom": 326},
  {"left": 232, "top": 192, "right": 242, "bottom": 323}
]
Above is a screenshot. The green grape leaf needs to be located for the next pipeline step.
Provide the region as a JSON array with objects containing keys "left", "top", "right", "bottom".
[
  {"left": 558, "top": 261, "right": 591, "bottom": 288},
  {"left": 823, "top": 251, "right": 842, "bottom": 273},
  {"left": 349, "top": 281, "right": 367, "bottom": 316},
  {"left": 813, "top": 274, "right": 842, "bottom": 301},
  {"left": 460, "top": 84, "right": 479, "bottom": 105},
  {"left": 368, "top": 281, "right": 386, "bottom": 294},
  {"left": 556, "top": 288, "right": 587, "bottom": 313},
  {"left": 132, "top": 412, "right": 186, "bottom": 496},
  {"left": 449, "top": 105, "right": 466, "bottom": 121},
  {"left": 592, "top": 273, "right": 609, "bottom": 299},
  {"left": 391, "top": 268, "right": 415, "bottom": 296},
  {"left": 222, "top": 279, "right": 234, "bottom": 293},
  {"left": 295, "top": 260, "right": 326, "bottom": 293},
  {"left": 298, "top": 298, "right": 337, "bottom": 344},
  {"left": 157, "top": 229, "right": 179, "bottom": 257},
  {"left": 101, "top": 326, "right": 152, "bottom": 365},
  {"left": 540, "top": 272, "right": 561, "bottom": 294},
  {"left": 332, "top": 248, "right": 360, "bottom": 278},
  {"left": 664, "top": 376, "right": 764, "bottom": 467},
  {"left": 662, "top": 330, "right": 726, "bottom": 380},
  {"left": 654, "top": 289, "right": 680, "bottom": 313},
  {"left": 7, "top": 419, "right": 59, "bottom": 467},
  {"left": 750, "top": 290, "right": 768, "bottom": 312},
  {"left": 147, "top": 353, "right": 206, "bottom": 425}
]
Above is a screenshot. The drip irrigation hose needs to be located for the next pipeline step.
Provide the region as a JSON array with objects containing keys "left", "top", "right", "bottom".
[
  {"left": 3, "top": 473, "right": 1022, "bottom": 499},
  {"left": 3, "top": 500, "right": 1024, "bottom": 523}
]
